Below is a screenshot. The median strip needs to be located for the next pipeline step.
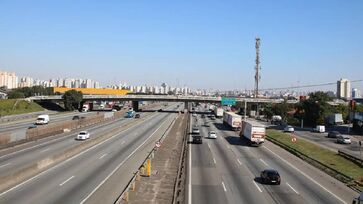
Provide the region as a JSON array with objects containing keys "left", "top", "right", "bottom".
[{"left": 266, "top": 129, "right": 363, "bottom": 192}]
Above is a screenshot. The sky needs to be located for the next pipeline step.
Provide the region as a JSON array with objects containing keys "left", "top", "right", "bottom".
[{"left": 0, "top": 0, "right": 362, "bottom": 91}]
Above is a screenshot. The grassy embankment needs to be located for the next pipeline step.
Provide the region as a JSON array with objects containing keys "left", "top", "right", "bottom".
[
  {"left": 266, "top": 129, "right": 363, "bottom": 192},
  {"left": 0, "top": 99, "right": 44, "bottom": 116}
]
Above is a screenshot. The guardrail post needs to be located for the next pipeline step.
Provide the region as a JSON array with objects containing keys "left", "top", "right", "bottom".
[
  {"left": 123, "top": 191, "right": 129, "bottom": 201},
  {"left": 136, "top": 172, "right": 141, "bottom": 181},
  {"left": 146, "top": 158, "right": 151, "bottom": 177},
  {"left": 130, "top": 181, "right": 136, "bottom": 191}
]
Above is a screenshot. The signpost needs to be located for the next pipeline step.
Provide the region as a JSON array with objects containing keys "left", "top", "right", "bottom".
[{"left": 221, "top": 97, "right": 236, "bottom": 106}]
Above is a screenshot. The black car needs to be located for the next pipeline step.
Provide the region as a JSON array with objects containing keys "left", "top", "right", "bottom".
[
  {"left": 135, "top": 114, "right": 140, "bottom": 118},
  {"left": 158, "top": 109, "right": 163, "bottom": 112},
  {"left": 260, "top": 169, "right": 281, "bottom": 185},
  {"left": 201, "top": 114, "right": 205, "bottom": 118},
  {"left": 72, "top": 115, "right": 80, "bottom": 120},
  {"left": 192, "top": 135, "right": 203, "bottom": 144},
  {"left": 327, "top": 131, "right": 341, "bottom": 138}
]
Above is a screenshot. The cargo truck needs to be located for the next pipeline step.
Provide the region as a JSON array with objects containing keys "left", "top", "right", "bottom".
[
  {"left": 214, "top": 107, "right": 224, "bottom": 118},
  {"left": 223, "top": 112, "right": 242, "bottom": 130},
  {"left": 326, "top": 114, "right": 344, "bottom": 125},
  {"left": 81, "top": 103, "right": 93, "bottom": 112},
  {"left": 239, "top": 120, "right": 265, "bottom": 146}
]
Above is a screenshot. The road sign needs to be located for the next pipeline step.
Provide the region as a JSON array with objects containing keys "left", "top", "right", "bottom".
[
  {"left": 291, "top": 137, "right": 297, "bottom": 143},
  {"left": 221, "top": 97, "right": 236, "bottom": 106}
]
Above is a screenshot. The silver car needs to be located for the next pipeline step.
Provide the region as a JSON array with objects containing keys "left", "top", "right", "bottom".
[{"left": 337, "top": 135, "right": 351, "bottom": 144}]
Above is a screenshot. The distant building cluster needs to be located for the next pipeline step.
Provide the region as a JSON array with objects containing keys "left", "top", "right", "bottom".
[
  {"left": 108, "top": 82, "right": 191, "bottom": 95},
  {"left": 0, "top": 70, "right": 100, "bottom": 89}
]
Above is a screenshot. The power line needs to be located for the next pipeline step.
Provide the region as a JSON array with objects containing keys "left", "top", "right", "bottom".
[{"left": 259, "top": 79, "right": 363, "bottom": 91}]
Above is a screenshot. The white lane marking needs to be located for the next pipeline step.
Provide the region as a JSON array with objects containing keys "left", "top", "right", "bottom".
[
  {"left": 263, "top": 146, "right": 347, "bottom": 204},
  {"left": 221, "top": 181, "right": 227, "bottom": 192},
  {"left": 40, "top": 148, "right": 50, "bottom": 153},
  {"left": 59, "top": 176, "right": 74, "bottom": 186},
  {"left": 80, "top": 116, "right": 172, "bottom": 204},
  {"left": 253, "top": 181, "right": 263, "bottom": 193},
  {"left": 121, "top": 141, "right": 125, "bottom": 145},
  {"left": 259, "top": 158, "right": 268, "bottom": 166},
  {"left": 227, "top": 145, "right": 231, "bottom": 149},
  {"left": 0, "top": 115, "right": 154, "bottom": 197},
  {"left": 286, "top": 182, "right": 299, "bottom": 194},
  {"left": 208, "top": 143, "right": 211, "bottom": 149},
  {"left": 99, "top": 153, "right": 107, "bottom": 159},
  {"left": 0, "top": 163, "right": 11, "bottom": 169},
  {"left": 237, "top": 159, "right": 242, "bottom": 165},
  {"left": 213, "top": 157, "right": 216, "bottom": 164}
]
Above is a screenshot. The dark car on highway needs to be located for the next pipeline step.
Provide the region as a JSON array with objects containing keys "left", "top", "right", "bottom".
[
  {"left": 260, "top": 169, "right": 281, "bottom": 185},
  {"left": 192, "top": 135, "right": 203, "bottom": 144},
  {"left": 327, "top": 131, "right": 341, "bottom": 138}
]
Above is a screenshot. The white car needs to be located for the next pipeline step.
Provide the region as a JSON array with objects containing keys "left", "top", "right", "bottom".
[
  {"left": 208, "top": 131, "right": 217, "bottom": 139},
  {"left": 192, "top": 128, "right": 200, "bottom": 134},
  {"left": 77, "top": 131, "right": 90, "bottom": 140},
  {"left": 284, "top": 125, "right": 294, "bottom": 133},
  {"left": 337, "top": 135, "right": 351, "bottom": 144}
]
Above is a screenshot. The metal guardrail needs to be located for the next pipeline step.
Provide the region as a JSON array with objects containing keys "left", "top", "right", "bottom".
[
  {"left": 114, "top": 114, "right": 178, "bottom": 204},
  {"left": 338, "top": 150, "right": 363, "bottom": 167}
]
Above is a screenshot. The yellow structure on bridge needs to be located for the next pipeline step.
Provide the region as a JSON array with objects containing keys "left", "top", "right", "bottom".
[{"left": 53, "top": 87, "right": 130, "bottom": 95}]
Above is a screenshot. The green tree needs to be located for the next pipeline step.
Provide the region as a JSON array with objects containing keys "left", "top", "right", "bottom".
[
  {"left": 62, "top": 90, "right": 83, "bottom": 111},
  {"left": 7, "top": 91, "right": 25, "bottom": 99},
  {"left": 355, "top": 104, "right": 363, "bottom": 113},
  {"left": 334, "top": 104, "right": 349, "bottom": 121},
  {"left": 299, "top": 91, "right": 333, "bottom": 126}
]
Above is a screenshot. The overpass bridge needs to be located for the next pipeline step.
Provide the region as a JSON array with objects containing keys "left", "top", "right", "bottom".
[{"left": 27, "top": 94, "right": 295, "bottom": 111}]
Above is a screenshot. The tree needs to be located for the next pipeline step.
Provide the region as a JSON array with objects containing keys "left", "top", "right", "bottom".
[
  {"left": 334, "top": 104, "right": 349, "bottom": 121},
  {"left": 7, "top": 91, "right": 25, "bottom": 99},
  {"left": 355, "top": 104, "right": 363, "bottom": 113},
  {"left": 299, "top": 91, "right": 333, "bottom": 126},
  {"left": 62, "top": 90, "right": 83, "bottom": 111}
]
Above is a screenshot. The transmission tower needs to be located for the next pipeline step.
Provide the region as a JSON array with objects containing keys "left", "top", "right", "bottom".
[{"left": 255, "top": 37, "right": 261, "bottom": 98}]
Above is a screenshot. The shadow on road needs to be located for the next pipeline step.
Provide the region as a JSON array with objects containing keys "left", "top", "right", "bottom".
[{"left": 224, "top": 136, "right": 252, "bottom": 147}]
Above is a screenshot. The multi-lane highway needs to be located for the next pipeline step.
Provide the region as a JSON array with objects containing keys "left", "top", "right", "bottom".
[
  {"left": 188, "top": 107, "right": 359, "bottom": 204},
  {"left": 0, "top": 103, "right": 183, "bottom": 204},
  {"left": 0, "top": 111, "right": 96, "bottom": 133}
]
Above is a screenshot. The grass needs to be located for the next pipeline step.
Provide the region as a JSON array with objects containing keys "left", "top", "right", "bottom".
[
  {"left": 266, "top": 129, "right": 363, "bottom": 191},
  {"left": 0, "top": 99, "right": 44, "bottom": 116}
]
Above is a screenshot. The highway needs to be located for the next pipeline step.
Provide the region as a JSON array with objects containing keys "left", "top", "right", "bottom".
[
  {"left": 188, "top": 108, "right": 359, "bottom": 204},
  {"left": 0, "top": 110, "right": 153, "bottom": 178},
  {"left": 0, "top": 111, "right": 97, "bottom": 133},
  {"left": 0, "top": 103, "right": 183, "bottom": 203}
]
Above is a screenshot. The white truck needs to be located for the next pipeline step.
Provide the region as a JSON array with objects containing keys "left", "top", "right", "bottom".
[
  {"left": 239, "top": 120, "right": 265, "bottom": 146},
  {"left": 35, "top": 114, "right": 49, "bottom": 125},
  {"left": 214, "top": 107, "right": 224, "bottom": 118},
  {"left": 223, "top": 112, "right": 242, "bottom": 130}
]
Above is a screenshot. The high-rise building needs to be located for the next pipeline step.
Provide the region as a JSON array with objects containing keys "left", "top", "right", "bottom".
[
  {"left": 337, "top": 78, "right": 351, "bottom": 99},
  {"left": 352, "top": 88, "right": 361, "bottom": 98},
  {"left": 18, "top": 77, "right": 34, "bottom": 88},
  {"left": 0, "top": 71, "right": 18, "bottom": 89}
]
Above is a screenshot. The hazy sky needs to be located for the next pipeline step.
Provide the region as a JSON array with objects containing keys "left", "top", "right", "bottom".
[{"left": 0, "top": 0, "right": 362, "bottom": 91}]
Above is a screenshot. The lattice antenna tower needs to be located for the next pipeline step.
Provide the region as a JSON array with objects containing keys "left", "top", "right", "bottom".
[{"left": 255, "top": 37, "right": 261, "bottom": 98}]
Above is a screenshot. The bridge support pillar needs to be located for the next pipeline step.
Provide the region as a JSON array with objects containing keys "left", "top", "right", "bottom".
[
  {"left": 132, "top": 101, "right": 139, "bottom": 112},
  {"left": 184, "top": 102, "right": 189, "bottom": 111}
]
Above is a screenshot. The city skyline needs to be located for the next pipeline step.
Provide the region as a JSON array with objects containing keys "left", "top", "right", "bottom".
[{"left": 0, "top": 1, "right": 362, "bottom": 91}]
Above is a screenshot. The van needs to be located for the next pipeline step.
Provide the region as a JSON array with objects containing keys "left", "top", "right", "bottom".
[
  {"left": 35, "top": 114, "right": 50, "bottom": 125},
  {"left": 313, "top": 125, "right": 325, "bottom": 133}
]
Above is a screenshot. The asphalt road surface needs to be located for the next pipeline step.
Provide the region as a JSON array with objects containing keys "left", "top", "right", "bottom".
[
  {"left": 188, "top": 109, "right": 359, "bottom": 204},
  {"left": 0, "top": 103, "right": 183, "bottom": 204}
]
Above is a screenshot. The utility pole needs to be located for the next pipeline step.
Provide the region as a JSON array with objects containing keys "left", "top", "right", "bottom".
[{"left": 255, "top": 37, "right": 261, "bottom": 117}]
